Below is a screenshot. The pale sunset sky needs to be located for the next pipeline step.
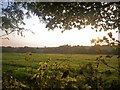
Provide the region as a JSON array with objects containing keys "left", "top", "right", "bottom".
[{"left": 0, "top": 14, "right": 119, "bottom": 47}]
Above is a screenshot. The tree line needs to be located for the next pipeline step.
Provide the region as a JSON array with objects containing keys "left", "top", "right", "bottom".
[{"left": 1, "top": 45, "right": 118, "bottom": 55}]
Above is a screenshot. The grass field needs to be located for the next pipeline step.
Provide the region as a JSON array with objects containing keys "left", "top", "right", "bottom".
[
  {"left": 2, "top": 53, "right": 118, "bottom": 77},
  {"left": 2, "top": 52, "right": 120, "bottom": 89}
]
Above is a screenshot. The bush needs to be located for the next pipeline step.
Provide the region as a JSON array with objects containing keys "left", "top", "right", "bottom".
[{"left": 2, "top": 61, "right": 119, "bottom": 89}]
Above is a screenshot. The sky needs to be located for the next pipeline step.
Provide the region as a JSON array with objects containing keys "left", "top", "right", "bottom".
[{"left": 0, "top": 15, "right": 119, "bottom": 47}]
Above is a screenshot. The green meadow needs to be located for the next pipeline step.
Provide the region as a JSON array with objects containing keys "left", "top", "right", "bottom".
[
  {"left": 2, "top": 53, "right": 120, "bottom": 89},
  {"left": 2, "top": 53, "right": 118, "bottom": 71}
]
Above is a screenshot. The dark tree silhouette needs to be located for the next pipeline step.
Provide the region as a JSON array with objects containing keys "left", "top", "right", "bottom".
[{"left": 1, "top": 2, "right": 119, "bottom": 36}]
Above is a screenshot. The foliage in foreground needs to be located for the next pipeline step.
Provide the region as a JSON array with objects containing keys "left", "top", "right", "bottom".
[
  {"left": 2, "top": 60, "right": 120, "bottom": 90},
  {"left": 1, "top": 2, "right": 119, "bottom": 34}
]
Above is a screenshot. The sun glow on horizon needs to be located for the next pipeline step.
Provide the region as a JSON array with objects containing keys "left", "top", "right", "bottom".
[{"left": 1, "top": 15, "right": 119, "bottom": 47}]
